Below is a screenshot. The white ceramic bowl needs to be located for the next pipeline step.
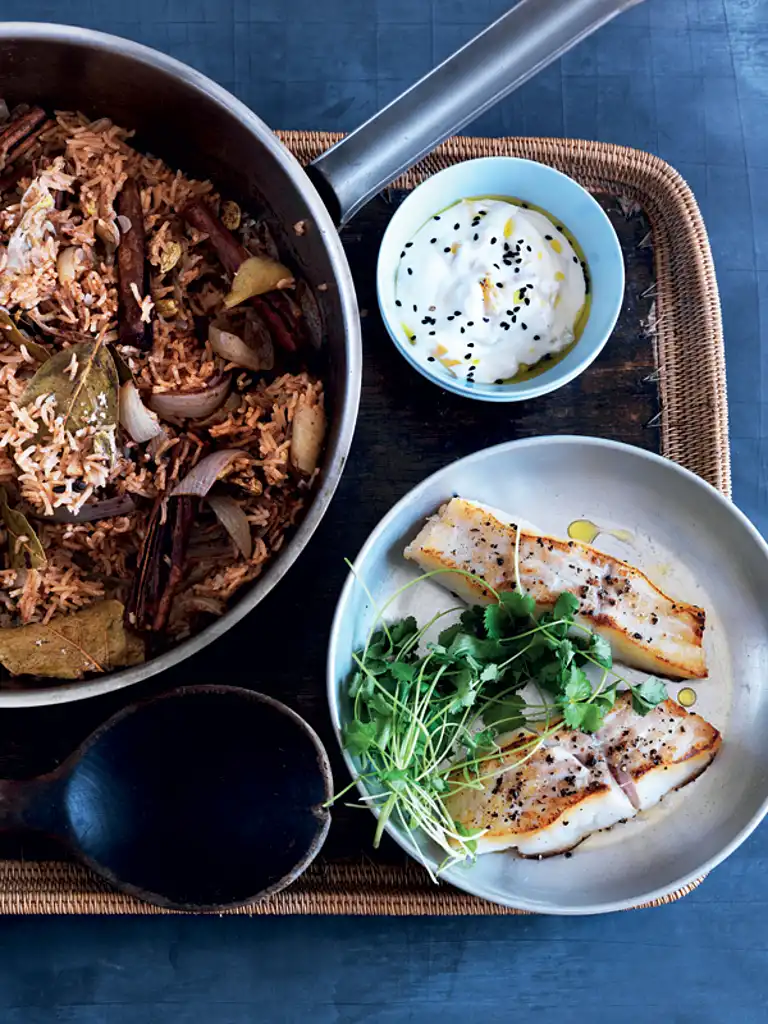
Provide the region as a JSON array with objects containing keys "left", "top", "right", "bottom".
[
  {"left": 377, "top": 157, "right": 625, "bottom": 402},
  {"left": 327, "top": 437, "right": 768, "bottom": 914}
]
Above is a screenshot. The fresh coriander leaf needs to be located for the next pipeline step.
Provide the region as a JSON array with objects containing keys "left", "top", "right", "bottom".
[
  {"left": 343, "top": 719, "right": 377, "bottom": 756},
  {"left": 563, "top": 703, "right": 587, "bottom": 729},
  {"left": 375, "top": 718, "right": 392, "bottom": 750},
  {"left": 389, "top": 661, "right": 416, "bottom": 682},
  {"left": 437, "top": 622, "right": 462, "bottom": 647},
  {"left": 537, "top": 659, "right": 566, "bottom": 693},
  {"left": 471, "top": 726, "right": 498, "bottom": 755},
  {"left": 556, "top": 637, "right": 575, "bottom": 668},
  {"left": 479, "top": 663, "right": 500, "bottom": 683},
  {"left": 563, "top": 669, "right": 592, "bottom": 703},
  {"left": 592, "top": 683, "right": 617, "bottom": 711},
  {"left": 369, "top": 692, "right": 394, "bottom": 717},
  {"left": 484, "top": 603, "right": 504, "bottom": 640},
  {"left": 460, "top": 605, "right": 485, "bottom": 634},
  {"left": 588, "top": 632, "right": 613, "bottom": 668},
  {"left": 389, "top": 616, "right": 419, "bottom": 647},
  {"left": 380, "top": 768, "right": 408, "bottom": 791},
  {"left": 553, "top": 591, "right": 580, "bottom": 622},
  {"left": 580, "top": 703, "right": 606, "bottom": 733},
  {"left": 447, "top": 632, "right": 505, "bottom": 664},
  {"left": 349, "top": 671, "right": 364, "bottom": 698},
  {"left": 499, "top": 590, "right": 536, "bottom": 618},
  {"left": 631, "top": 677, "right": 668, "bottom": 714},
  {"left": 452, "top": 668, "right": 480, "bottom": 709}
]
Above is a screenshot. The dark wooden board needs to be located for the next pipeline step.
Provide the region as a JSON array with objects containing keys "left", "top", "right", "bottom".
[{"left": 0, "top": 192, "right": 655, "bottom": 869}]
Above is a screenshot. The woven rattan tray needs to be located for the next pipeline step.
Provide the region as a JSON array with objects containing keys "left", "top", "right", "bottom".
[{"left": 0, "top": 133, "right": 729, "bottom": 915}]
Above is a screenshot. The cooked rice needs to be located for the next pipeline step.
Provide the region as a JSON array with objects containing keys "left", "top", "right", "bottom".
[{"left": 0, "top": 110, "right": 325, "bottom": 640}]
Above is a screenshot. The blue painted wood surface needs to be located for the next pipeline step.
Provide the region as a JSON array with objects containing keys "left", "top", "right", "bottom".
[{"left": 0, "top": 0, "right": 766, "bottom": 1019}]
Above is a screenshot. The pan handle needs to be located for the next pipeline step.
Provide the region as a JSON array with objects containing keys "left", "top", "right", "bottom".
[{"left": 307, "top": 0, "right": 644, "bottom": 224}]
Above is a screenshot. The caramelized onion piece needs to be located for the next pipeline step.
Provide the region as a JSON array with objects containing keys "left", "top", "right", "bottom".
[
  {"left": 208, "top": 321, "right": 273, "bottom": 372},
  {"left": 119, "top": 381, "right": 163, "bottom": 443},
  {"left": 170, "top": 449, "right": 251, "bottom": 498},
  {"left": 290, "top": 402, "right": 326, "bottom": 475},
  {"left": 148, "top": 374, "right": 231, "bottom": 422},
  {"left": 207, "top": 493, "right": 252, "bottom": 559}
]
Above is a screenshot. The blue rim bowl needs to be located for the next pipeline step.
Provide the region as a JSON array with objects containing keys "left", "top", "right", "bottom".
[{"left": 376, "top": 157, "right": 625, "bottom": 402}]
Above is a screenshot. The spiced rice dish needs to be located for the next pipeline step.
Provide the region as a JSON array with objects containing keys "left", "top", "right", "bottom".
[{"left": 0, "top": 102, "right": 326, "bottom": 681}]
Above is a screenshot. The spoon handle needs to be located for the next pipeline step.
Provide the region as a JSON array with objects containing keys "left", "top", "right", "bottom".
[{"left": 0, "top": 776, "right": 63, "bottom": 835}]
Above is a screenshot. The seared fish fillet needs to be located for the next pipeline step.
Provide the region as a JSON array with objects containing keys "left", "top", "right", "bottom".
[
  {"left": 404, "top": 498, "right": 707, "bottom": 680},
  {"left": 445, "top": 694, "right": 721, "bottom": 857}
]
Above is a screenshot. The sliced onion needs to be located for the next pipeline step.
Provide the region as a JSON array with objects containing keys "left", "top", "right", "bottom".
[
  {"left": 148, "top": 374, "right": 231, "bottom": 422},
  {"left": 207, "top": 493, "right": 252, "bottom": 559},
  {"left": 95, "top": 217, "right": 120, "bottom": 250},
  {"left": 117, "top": 214, "right": 132, "bottom": 234},
  {"left": 57, "top": 246, "right": 79, "bottom": 283},
  {"left": 208, "top": 321, "right": 273, "bottom": 372},
  {"left": 290, "top": 402, "right": 326, "bottom": 475},
  {"left": 39, "top": 494, "right": 136, "bottom": 523},
  {"left": 119, "top": 381, "right": 163, "bottom": 443},
  {"left": 170, "top": 449, "right": 250, "bottom": 498},
  {"left": 223, "top": 255, "right": 294, "bottom": 309}
]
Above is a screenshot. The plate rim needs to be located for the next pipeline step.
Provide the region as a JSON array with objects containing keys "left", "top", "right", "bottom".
[{"left": 326, "top": 435, "right": 768, "bottom": 915}]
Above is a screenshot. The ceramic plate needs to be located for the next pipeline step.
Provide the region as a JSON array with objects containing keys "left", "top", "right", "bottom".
[{"left": 327, "top": 437, "right": 768, "bottom": 914}]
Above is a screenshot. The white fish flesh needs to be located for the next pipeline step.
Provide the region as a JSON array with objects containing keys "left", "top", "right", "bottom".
[
  {"left": 444, "top": 694, "right": 721, "bottom": 857},
  {"left": 404, "top": 498, "right": 707, "bottom": 680}
]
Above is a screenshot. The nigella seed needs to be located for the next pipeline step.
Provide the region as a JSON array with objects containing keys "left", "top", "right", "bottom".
[
  {"left": 521, "top": 323, "right": 527, "bottom": 330},
  {"left": 407, "top": 267, "right": 413, "bottom": 275},
  {"left": 434, "top": 215, "right": 441, "bottom": 220},
  {"left": 400, "top": 250, "right": 405, "bottom": 258},
  {"left": 473, "top": 233, "right": 479, "bottom": 241},
  {"left": 483, "top": 317, "right": 490, "bottom": 323},
  {"left": 526, "top": 245, "right": 532, "bottom": 252},
  {"left": 557, "top": 225, "right": 564, "bottom": 232},
  {"left": 444, "top": 247, "right": 451, "bottom": 253},
  {"left": 464, "top": 353, "right": 471, "bottom": 359},
  {"left": 513, "top": 306, "right": 520, "bottom": 313},
  {"left": 454, "top": 222, "right": 460, "bottom": 230},
  {"left": 524, "top": 298, "right": 530, "bottom": 305},
  {"left": 500, "top": 321, "right": 510, "bottom": 329},
  {"left": 479, "top": 210, "right": 487, "bottom": 216},
  {"left": 460, "top": 327, "right": 465, "bottom": 334},
  {"left": 493, "top": 263, "right": 500, "bottom": 270},
  {"left": 544, "top": 234, "right": 552, "bottom": 240},
  {"left": 573, "top": 255, "right": 578, "bottom": 263},
  {"left": 466, "top": 321, "right": 474, "bottom": 326},
  {"left": 521, "top": 203, "right": 529, "bottom": 208},
  {"left": 454, "top": 310, "right": 462, "bottom": 316},
  {"left": 430, "top": 237, "right": 437, "bottom": 244},
  {"left": 490, "top": 236, "right": 497, "bottom": 244},
  {"left": 405, "top": 242, "right": 413, "bottom": 248},
  {"left": 429, "top": 330, "right": 436, "bottom": 336},
  {"left": 496, "top": 282, "right": 504, "bottom": 288},
  {"left": 413, "top": 304, "right": 418, "bottom": 312},
  {"left": 494, "top": 378, "right": 503, "bottom": 384},
  {"left": 534, "top": 334, "right": 540, "bottom": 340},
  {"left": 447, "top": 315, "right": 455, "bottom": 321},
  {"left": 467, "top": 341, "right": 475, "bottom": 347}
]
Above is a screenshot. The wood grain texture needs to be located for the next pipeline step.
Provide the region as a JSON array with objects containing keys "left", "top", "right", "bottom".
[{"left": 0, "top": 193, "right": 655, "bottom": 877}]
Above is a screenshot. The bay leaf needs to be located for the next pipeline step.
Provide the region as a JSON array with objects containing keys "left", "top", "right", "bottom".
[
  {"left": 20, "top": 339, "right": 118, "bottom": 434},
  {"left": 0, "top": 599, "right": 144, "bottom": 679},
  {"left": 0, "top": 486, "right": 47, "bottom": 569},
  {"left": 0, "top": 307, "right": 50, "bottom": 363}
]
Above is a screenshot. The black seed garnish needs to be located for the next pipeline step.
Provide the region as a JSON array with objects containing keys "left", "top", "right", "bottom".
[
  {"left": 521, "top": 323, "right": 527, "bottom": 330},
  {"left": 493, "top": 263, "right": 500, "bottom": 270},
  {"left": 521, "top": 203, "right": 529, "bottom": 208},
  {"left": 526, "top": 245, "right": 532, "bottom": 252},
  {"left": 429, "top": 331, "right": 436, "bottom": 336},
  {"left": 427, "top": 356, "right": 435, "bottom": 361},
  {"left": 573, "top": 255, "right": 578, "bottom": 263},
  {"left": 524, "top": 298, "right": 530, "bottom": 305},
  {"left": 405, "top": 242, "right": 413, "bottom": 248},
  {"left": 544, "top": 234, "right": 552, "bottom": 241},
  {"left": 434, "top": 215, "right": 441, "bottom": 220},
  {"left": 467, "top": 342, "right": 475, "bottom": 347},
  {"left": 473, "top": 233, "right": 479, "bottom": 241},
  {"left": 444, "top": 247, "right": 451, "bottom": 253},
  {"left": 514, "top": 267, "right": 520, "bottom": 274},
  {"left": 400, "top": 250, "right": 405, "bottom": 258},
  {"left": 430, "top": 237, "right": 437, "bottom": 244},
  {"left": 500, "top": 321, "right": 510, "bottom": 329},
  {"left": 533, "top": 334, "right": 540, "bottom": 341},
  {"left": 460, "top": 327, "right": 465, "bottom": 334},
  {"left": 395, "top": 299, "right": 402, "bottom": 307},
  {"left": 479, "top": 210, "right": 487, "bottom": 216},
  {"left": 454, "top": 310, "right": 462, "bottom": 316},
  {"left": 464, "top": 353, "right": 471, "bottom": 359},
  {"left": 453, "top": 223, "right": 460, "bottom": 230},
  {"left": 494, "top": 378, "right": 503, "bottom": 384},
  {"left": 407, "top": 268, "right": 413, "bottom": 275},
  {"left": 413, "top": 304, "right": 418, "bottom": 312},
  {"left": 557, "top": 225, "right": 564, "bottom": 232},
  {"left": 496, "top": 282, "right": 503, "bottom": 288},
  {"left": 447, "top": 315, "right": 455, "bottom": 321},
  {"left": 490, "top": 236, "right": 497, "bottom": 244},
  {"left": 466, "top": 321, "right": 474, "bottom": 327},
  {"left": 513, "top": 306, "right": 520, "bottom": 313},
  {"left": 483, "top": 317, "right": 490, "bottom": 323}
]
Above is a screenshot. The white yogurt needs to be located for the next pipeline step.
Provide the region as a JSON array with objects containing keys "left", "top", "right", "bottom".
[{"left": 394, "top": 198, "right": 588, "bottom": 384}]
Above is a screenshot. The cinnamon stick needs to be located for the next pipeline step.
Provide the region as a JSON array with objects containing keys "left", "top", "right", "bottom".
[
  {"left": 117, "top": 177, "right": 148, "bottom": 347},
  {"left": 0, "top": 107, "right": 46, "bottom": 166}
]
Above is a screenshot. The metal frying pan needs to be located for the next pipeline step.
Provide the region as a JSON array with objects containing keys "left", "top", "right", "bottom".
[{"left": 0, "top": 0, "right": 643, "bottom": 705}]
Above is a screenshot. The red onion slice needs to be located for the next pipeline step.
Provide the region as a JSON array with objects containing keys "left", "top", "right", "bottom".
[
  {"left": 170, "top": 449, "right": 250, "bottom": 498},
  {"left": 208, "top": 321, "right": 273, "bottom": 372},
  {"left": 207, "top": 493, "right": 252, "bottom": 559},
  {"left": 148, "top": 374, "right": 231, "bottom": 422},
  {"left": 119, "top": 381, "right": 163, "bottom": 443}
]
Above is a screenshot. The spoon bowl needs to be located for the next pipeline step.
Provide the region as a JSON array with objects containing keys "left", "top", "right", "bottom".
[{"left": 0, "top": 686, "right": 332, "bottom": 911}]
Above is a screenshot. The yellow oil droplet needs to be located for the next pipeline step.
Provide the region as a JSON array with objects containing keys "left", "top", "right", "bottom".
[
  {"left": 436, "top": 343, "right": 448, "bottom": 356},
  {"left": 611, "top": 529, "right": 633, "bottom": 543},
  {"left": 537, "top": 251, "right": 543, "bottom": 260},
  {"left": 567, "top": 519, "right": 602, "bottom": 544},
  {"left": 555, "top": 271, "right": 565, "bottom": 282},
  {"left": 513, "top": 288, "right": 522, "bottom": 303},
  {"left": 442, "top": 358, "right": 461, "bottom": 368},
  {"left": 677, "top": 687, "right": 697, "bottom": 708},
  {"left": 554, "top": 294, "right": 562, "bottom": 308},
  {"left": 550, "top": 238, "right": 563, "bottom": 254},
  {"left": 450, "top": 242, "right": 460, "bottom": 254},
  {"left": 503, "top": 217, "right": 514, "bottom": 238}
]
